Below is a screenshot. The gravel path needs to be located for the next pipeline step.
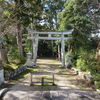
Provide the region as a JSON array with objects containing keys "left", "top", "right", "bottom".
[{"left": 2, "top": 58, "right": 100, "bottom": 100}]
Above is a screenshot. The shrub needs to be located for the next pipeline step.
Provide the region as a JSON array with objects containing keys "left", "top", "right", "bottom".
[
  {"left": 19, "top": 56, "right": 26, "bottom": 64},
  {"left": 3, "top": 62, "right": 14, "bottom": 74},
  {"left": 9, "top": 55, "right": 26, "bottom": 65},
  {"left": 72, "top": 54, "right": 78, "bottom": 67},
  {"left": 76, "top": 59, "right": 87, "bottom": 71},
  {"left": 86, "top": 61, "right": 100, "bottom": 75},
  {"left": 95, "top": 81, "right": 100, "bottom": 89}
]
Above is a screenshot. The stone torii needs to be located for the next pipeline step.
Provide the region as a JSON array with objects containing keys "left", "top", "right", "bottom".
[{"left": 27, "top": 29, "right": 74, "bottom": 67}]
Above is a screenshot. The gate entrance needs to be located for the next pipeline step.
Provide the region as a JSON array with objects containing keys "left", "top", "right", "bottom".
[{"left": 27, "top": 29, "right": 73, "bottom": 67}]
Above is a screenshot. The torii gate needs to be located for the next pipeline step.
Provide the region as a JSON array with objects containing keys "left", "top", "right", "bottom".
[{"left": 27, "top": 29, "right": 74, "bottom": 67}]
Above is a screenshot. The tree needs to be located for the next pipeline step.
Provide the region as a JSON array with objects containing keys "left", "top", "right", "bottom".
[
  {"left": 0, "top": 0, "right": 44, "bottom": 61},
  {"left": 58, "top": 0, "right": 99, "bottom": 51},
  {"left": 0, "top": 0, "right": 14, "bottom": 63},
  {"left": 8, "top": 0, "right": 43, "bottom": 56},
  {"left": 37, "top": 0, "right": 66, "bottom": 59},
  {"left": 14, "top": 0, "right": 28, "bottom": 56},
  {"left": 41, "top": 0, "right": 66, "bottom": 30}
]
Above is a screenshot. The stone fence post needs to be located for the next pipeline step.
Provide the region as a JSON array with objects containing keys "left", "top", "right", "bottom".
[{"left": 0, "top": 60, "right": 4, "bottom": 85}]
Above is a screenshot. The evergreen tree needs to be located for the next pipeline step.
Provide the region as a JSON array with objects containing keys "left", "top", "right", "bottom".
[
  {"left": 41, "top": 0, "right": 66, "bottom": 30},
  {"left": 58, "top": 0, "right": 99, "bottom": 52}
]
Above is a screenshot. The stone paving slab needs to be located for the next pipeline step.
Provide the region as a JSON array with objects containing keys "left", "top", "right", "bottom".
[{"left": 2, "top": 90, "right": 100, "bottom": 100}]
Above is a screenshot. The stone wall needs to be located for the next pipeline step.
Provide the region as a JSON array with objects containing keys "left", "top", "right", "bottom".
[
  {"left": 0, "top": 69, "right": 4, "bottom": 85},
  {"left": 4, "top": 65, "right": 27, "bottom": 80},
  {"left": 72, "top": 68, "right": 94, "bottom": 82}
]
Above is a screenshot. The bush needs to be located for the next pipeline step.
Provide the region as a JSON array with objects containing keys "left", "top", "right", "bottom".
[
  {"left": 9, "top": 55, "right": 26, "bottom": 65},
  {"left": 72, "top": 54, "right": 78, "bottom": 67},
  {"left": 95, "top": 81, "right": 100, "bottom": 89},
  {"left": 3, "top": 62, "right": 14, "bottom": 74},
  {"left": 76, "top": 59, "right": 87, "bottom": 71},
  {"left": 20, "top": 56, "right": 26, "bottom": 64},
  {"left": 86, "top": 61, "right": 100, "bottom": 75}
]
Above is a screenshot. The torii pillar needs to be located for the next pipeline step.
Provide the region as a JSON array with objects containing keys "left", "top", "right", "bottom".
[
  {"left": 61, "top": 32, "right": 65, "bottom": 67},
  {"left": 33, "top": 33, "right": 38, "bottom": 65}
]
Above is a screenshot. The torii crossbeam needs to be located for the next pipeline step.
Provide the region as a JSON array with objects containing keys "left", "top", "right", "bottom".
[{"left": 27, "top": 29, "right": 74, "bottom": 67}]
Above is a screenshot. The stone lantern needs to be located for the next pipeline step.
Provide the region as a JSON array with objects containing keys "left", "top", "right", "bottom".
[
  {"left": 25, "top": 51, "right": 34, "bottom": 67},
  {"left": 65, "top": 53, "right": 73, "bottom": 69},
  {"left": 68, "top": 54, "right": 72, "bottom": 63}
]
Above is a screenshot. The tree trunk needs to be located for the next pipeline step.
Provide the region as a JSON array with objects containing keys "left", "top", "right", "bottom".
[
  {"left": 15, "top": 0, "right": 23, "bottom": 56},
  {"left": 0, "top": 60, "right": 3, "bottom": 69},
  {"left": 58, "top": 43, "right": 61, "bottom": 61},
  {"left": 51, "top": 40, "right": 54, "bottom": 57},
  {"left": 17, "top": 24, "right": 23, "bottom": 56},
  {"left": 0, "top": 43, "right": 9, "bottom": 63}
]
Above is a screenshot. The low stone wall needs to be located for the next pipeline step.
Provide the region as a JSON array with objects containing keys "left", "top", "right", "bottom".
[
  {"left": 72, "top": 68, "right": 100, "bottom": 94},
  {"left": 72, "top": 68, "right": 94, "bottom": 82},
  {"left": 4, "top": 65, "right": 27, "bottom": 80}
]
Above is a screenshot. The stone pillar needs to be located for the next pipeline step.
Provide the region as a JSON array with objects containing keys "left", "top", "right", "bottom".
[
  {"left": 0, "top": 60, "right": 4, "bottom": 85},
  {"left": 33, "top": 33, "right": 38, "bottom": 65},
  {"left": 32, "top": 39, "right": 35, "bottom": 59},
  {"left": 61, "top": 33, "right": 65, "bottom": 67}
]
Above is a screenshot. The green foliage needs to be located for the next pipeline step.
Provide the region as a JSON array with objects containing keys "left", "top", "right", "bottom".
[
  {"left": 75, "top": 47, "right": 100, "bottom": 75},
  {"left": 72, "top": 53, "right": 78, "bottom": 67},
  {"left": 3, "top": 55, "right": 26, "bottom": 74},
  {"left": 95, "top": 81, "right": 100, "bottom": 89},
  {"left": 76, "top": 59, "right": 87, "bottom": 71},
  {"left": 10, "top": 55, "right": 26, "bottom": 65},
  {"left": 38, "top": 40, "right": 54, "bottom": 57},
  {"left": 3, "top": 62, "right": 14, "bottom": 74},
  {"left": 22, "top": 28, "right": 32, "bottom": 53},
  {"left": 87, "top": 61, "right": 100, "bottom": 75},
  {"left": 74, "top": 45, "right": 99, "bottom": 75},
  {"left": 76, "top": 57, "right": 100, "bottom": 75},
  {"left": 41, "top": 0, "right": 65, "bottom": 30},
  {"left": 58, "top": 0, "right": 99, "bottom": 55},
  {"left": 7, "top": 46, "right": 18, "bottom": 60},
  {"left": 93, "top": 74, "right": 100, "bottom": 81}
]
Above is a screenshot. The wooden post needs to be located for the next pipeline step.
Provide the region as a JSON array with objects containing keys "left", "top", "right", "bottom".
[
  {"left": 52, "top": 74, "right": 54, "bottom": 85},
  {"left": 61, "top": 32, "right": 65, "bottom": 67},
  {"left": 30, "top": 73, "right": 32, "bottom": 86},
  {"left": 41, "top": 77, "right": 44, "bottom": 86}
]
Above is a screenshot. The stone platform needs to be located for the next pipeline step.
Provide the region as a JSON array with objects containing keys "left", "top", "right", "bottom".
[{"left": 2, "top": 89, "right": 100, "bottom": 100}]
